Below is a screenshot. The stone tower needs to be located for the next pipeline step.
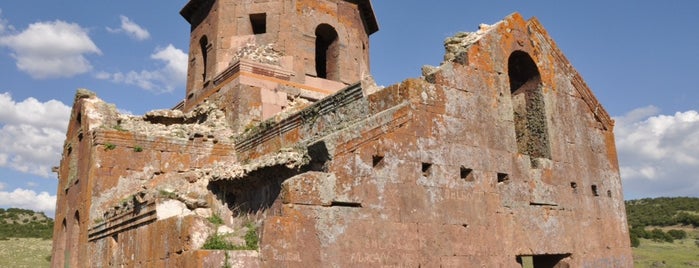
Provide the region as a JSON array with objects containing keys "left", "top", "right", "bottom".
[{"left": 179, "top": 0, "right": 378, "bottom": 131}]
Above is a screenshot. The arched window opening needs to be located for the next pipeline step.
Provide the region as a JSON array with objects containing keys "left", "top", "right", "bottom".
[
  {"left": 508, "top": 51, "right": 550, "bottom": 163},
  {"left": 69, "top": 211, "right": 80, "bottom": 267},
  {"left": 315, "top": 24, "right": 339, "bottom": 81},
  {"left": 199, "top": 36, "right": 209, "bottom": 83}
]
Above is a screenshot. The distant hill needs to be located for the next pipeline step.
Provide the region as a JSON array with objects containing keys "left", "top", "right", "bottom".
[
  {"left": 626, "top": 197, "right": 699, "bottom": 228},
  {"left": 0, "top": 208, "right": 54, "bottom": 240}
]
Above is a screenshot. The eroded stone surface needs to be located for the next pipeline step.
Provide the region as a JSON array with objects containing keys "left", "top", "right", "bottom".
[{"left": 51, "top": 2, "right": 632, "bottom": 267}]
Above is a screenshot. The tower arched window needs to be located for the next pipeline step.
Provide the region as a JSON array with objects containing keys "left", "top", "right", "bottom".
[
  {"left": 199, "top": 36, "right": 209, "bottom": 83},
  {"left": 315, "top": 24, "right": 339, "bottom": 81},
  {"left": 508, "top": 51, "right": 550, "bottom": 163}
]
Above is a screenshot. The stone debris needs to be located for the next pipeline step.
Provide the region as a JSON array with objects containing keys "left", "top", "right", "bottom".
[
  {"left": 231, "top": 43, "right": 283, "bottom": 65},
  {"left": 199, "top": 147, "right": 310, "bottom": 181},
  {"left": 115, "top": 101, "right": 235, "bottom": 142},
  {"left": 443, "top": 23, "right": 498, "bottom": 63}
]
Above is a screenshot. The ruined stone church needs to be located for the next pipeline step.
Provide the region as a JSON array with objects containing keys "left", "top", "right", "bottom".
[{"left": 51, "top": 0, "right": 633, "bottom": 267}]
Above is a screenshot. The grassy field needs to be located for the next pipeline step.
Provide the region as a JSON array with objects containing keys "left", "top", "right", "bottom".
[
  {"left": 633, "top": 228, "right": 699, "bottom": 268},
  {"left": 0, "top": 238, "right": 52, "bottom": 268},
  {"left": 0, "top": 233, "right": 697, "bottom": 267}
]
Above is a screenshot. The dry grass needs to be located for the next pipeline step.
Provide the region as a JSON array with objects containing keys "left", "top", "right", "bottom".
[{"left": 0, "top": 238, "right": 52, "bottom": 268}]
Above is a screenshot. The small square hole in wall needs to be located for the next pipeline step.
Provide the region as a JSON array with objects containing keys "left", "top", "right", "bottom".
[
  {"left": 497, "top": 173, "right": 509, "bottom": 183},
  {"left": 607, "top": 190, "right": 612, "bottom": 198},
  {"left": 591, "top": 185, "right": 599, "bottom": 196},
  {"left": 570, "top": 182, "right": 578, "bottom": 193},
  {"left": 250, "top": 13, "right": 267, "bottom": 34},
  {"left": 460, "top": 166, "right": 474, "bottom": 182},
  {"left": 372, "top": 155, "right": 384, "bottom": 168},
  {"left": 422, "top": 163, "right": 433, "bottom": 177}
]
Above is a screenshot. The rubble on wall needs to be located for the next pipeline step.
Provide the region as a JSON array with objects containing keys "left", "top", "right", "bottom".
[
  {"left": 230, "top": 43, "right": 283, "bottom": 66},
  {"left": 115, "top": 101, "right": 236, "bottom": 142},
  {"left": 199, "top": 147, "right": 310, "bottom": 181},
  {"left": 443, "top": 23, "right": 498, "bottom": 63}
]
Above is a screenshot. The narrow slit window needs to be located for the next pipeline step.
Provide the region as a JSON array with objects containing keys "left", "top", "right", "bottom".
[
  {"left": 422, "top": 163, "right": 433, "bottom": 177},
  {"left": 250, "top": 13, "right": 267, "bottom": 34},
  {"left": 591, "top": 185, "right": 599, "bottom": 196},
  {"left": 570, "top": 182, "right": 578, "bottom": 193}
]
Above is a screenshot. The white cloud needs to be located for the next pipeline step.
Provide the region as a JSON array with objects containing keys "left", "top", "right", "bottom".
[
  {"left": 96, "top": 44, "right": 187, "bottom": 93},
  {"left": 615, "top": 106, "right": 699, "bottom": 199},
  {"left": 0, "top": 182, "right": 5, "bottom": 191},
  {"left": 0, "top": 20, "right": 101, "bottom": 79},
  {"left": 0, "top": 93, "right": 71, "bottom": 177},
  {"left": 0, "top": 188, "right": 56, "bottom": 215},
  {"left": 107, "top": 15, "right": 150, "bottom": 41}
]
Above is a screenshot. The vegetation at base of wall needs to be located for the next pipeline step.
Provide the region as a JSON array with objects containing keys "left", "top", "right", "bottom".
[
  {"left": 0, "top": 208, "right": 54, "bottom": 240},
  {"left": 202, "top": 222, "right": 259, "bottom": 251},
  {"left": 133, "top": 145, "right": 143, "bottom": 152},
  {"left": 243, "top": 222, "right": 259, "bottom": 250},
  {"left": 626, "top": 197, "right": 699, "bottom": 248}
]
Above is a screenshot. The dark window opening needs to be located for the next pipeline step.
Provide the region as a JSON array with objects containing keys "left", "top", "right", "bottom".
[
  {"left": 422, "top": 163, "right": 433, "bottom": 177},
  {"left": 372, "top": 155, "right": 384, "bottom": 168},
  {"left": 315, "top": 24, "right": 339, "bottom": 80},
  {"left": 517, "top": 254, "right": 571, "bottom": 268},
  {"left": 591, "top": 185, "right": 599, "bottom": 196},
  {"left": 331, "top": 201, "right": 362, "bottom": 208},
  {"left": 460, "top": 166, "right": 474, "bottom": 182},
  {"left": 497, "top": 173, "right": 509, "bottom": 183},
  {"left": 199, "top": 36, "right": 209, "bottom": 82},
  {"left": 607, "top": 190, "right": 612, "bottom": 198},
  {"left": 250, "top": 13, "right": 267, "bottom": 34},
  {"left": 570, "top": 182, "right": 578, "bottom": 193},
  {"left": 76, "top": 112, "right": 82, "bottom": 124},
  {"left": 509, "top": 51, "right": 550, "bottom": 165}
]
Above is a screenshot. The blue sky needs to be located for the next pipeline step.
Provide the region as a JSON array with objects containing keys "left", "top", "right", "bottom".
[{"left": 0, "top": 1, "right": 698, "bottom": 216}]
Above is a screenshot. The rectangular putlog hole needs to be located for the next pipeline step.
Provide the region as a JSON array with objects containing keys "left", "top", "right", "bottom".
[
  {"left": 422, "top": 162, "right": 433, "bottom": 177},
  {"left": 330, "top": 201, "right": 362, "bottom": 208},
  {"left": 372, "top": 155, "right": 384, "bottom": 168},
  {"left": 460, "top": 166, "right": 474, "bottom": 182},
  {"left": 497, "top": 172, "right": 509, "bottom": 183}
]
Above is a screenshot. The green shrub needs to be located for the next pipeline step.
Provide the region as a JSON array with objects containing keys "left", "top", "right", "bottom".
[
  {"left": 630, "top": 234, "right": 640, "bottom": 248},
  {"left": 202, "top": 233, "right": 235, "bottom": 250},
  {"left": 104, "top": 143, "right": 116, "bottom": 151},
  {"left": 649, "top": 228, "right": 674, "bottom": 243},
  {"left": 133, "top": 145, "right": 143, "bottom": 152},
  {"left": 667, "top": 229, "right": 687, "bottom": 240},
  {"left": 243, "top": 223, "right": 259, "bottom": 250},
  {"left": 207, "top": 214, "right": 224, "bottom": 225}
]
